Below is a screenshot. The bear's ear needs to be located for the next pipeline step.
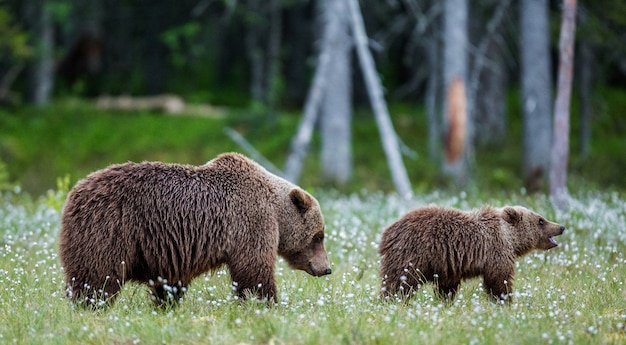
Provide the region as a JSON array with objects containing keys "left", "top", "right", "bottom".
[
  {"left": 289, "top": 188, "right": 312, "bottom": 214},
  {"left": 502, "top": 206, "right": 521, "bottom": 225}
]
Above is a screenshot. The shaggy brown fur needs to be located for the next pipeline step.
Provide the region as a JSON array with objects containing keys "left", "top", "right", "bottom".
[
  {"left": 379, "top": 205, "right": 564, "bottom": 302},
  {"left": 59, "top": 153, "right": 331, "bottom": 307}
]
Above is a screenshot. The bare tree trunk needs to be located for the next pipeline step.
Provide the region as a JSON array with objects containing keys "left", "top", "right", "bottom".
[
  {"left": 245, "top": 0, "right": 282, "bottom": 114},
  {"left": 59, "top": 0, "right": 103, "bottom": 95},
  {"left": 320, "top": 0, "right": 352, "bottom": 186},
  {"left": 468, "top": 0, "right": 511, "bottom": 146},
  {"left": 0, "top": 64, "right": 24, "bottom": 103},
  {"left": 400, "top": 0, "right": 442, "bottom": 161},
  {"left": 245, "top": 0, "right": 265, "bottom": 103},
  {"left": 425, "top": 37, "right": 441, "bottom": 161},
  {"left": 442, "top": 0, "right": 470, "bottom": 185},
  {"left": 550, "top": 0, "right": 577, "bottom": 209},
  {"left": 520, "top": 0, "right": 553, "bottom": 192},
  {"left": 347, "top": 0, "right": 412, "bottom": 198},
  {"left": 26, "top": 0, "right": 55, "bottom": 106},
  {"left": 474, "top": 43, "right": 508, "bottom": 146},
  {"left": 264, "top": 0, "right": 282, "bottom": 111},
  {"left": 283, "top": 2, "right": 313, "bottom": 106},
  {"left": 578, "top": 39, "right": 593, "bottom": 159},
  {"left": 283, "top": 8, "right": 336, "bottom": 183}
]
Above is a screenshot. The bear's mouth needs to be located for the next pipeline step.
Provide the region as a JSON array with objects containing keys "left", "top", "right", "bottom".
[
  {"left": 546, "top": 226, "right": 565, "bottom": 249},
  {"left": 548, "top": 237, "right": 558, "bottom": 246}
]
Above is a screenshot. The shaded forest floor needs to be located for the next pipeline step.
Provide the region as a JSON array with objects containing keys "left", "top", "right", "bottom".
[{"left": 0, "top": 87, "right": 625, "bottom": 196}]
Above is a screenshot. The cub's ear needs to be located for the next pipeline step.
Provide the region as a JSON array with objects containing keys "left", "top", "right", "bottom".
[
  {"left": 289, "top": 188, "right": 312, "bottom": 214},
  {"left": 502, "top": 206, "right": 521, "bottom": 225}
]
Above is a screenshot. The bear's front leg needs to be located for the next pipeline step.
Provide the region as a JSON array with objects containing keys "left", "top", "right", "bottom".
[
  {"left": 483, "top": 271, "right": 514, "bottom": 303},
  {"left": 150, "top": 280, "right": 188, "bottom": 308},
  {"left": 436, "top": 280, "right": 460, "bottom": 302},
  {"left": 229, "top": 255, "right": 277, "bottom": 303}
]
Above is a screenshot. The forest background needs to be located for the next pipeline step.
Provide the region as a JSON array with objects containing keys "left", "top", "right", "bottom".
[
  {"left": 0, "top": 0, "right": 625, "bottom": 197},
  {"left": 1, "top": 2, "right": 626, "bottom": 343}
]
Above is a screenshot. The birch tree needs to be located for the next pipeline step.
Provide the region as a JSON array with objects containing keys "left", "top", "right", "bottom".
[
  {"left": 284, "top": 2, "right": 336, "bottom": 183},
  {"left": 520, "top": 0, "right": 553, "bottom": 192},
  {"left": 320, "top": 0, "right": 352, "bottom": 186},
  {"left": 24, "top": 0, "right": 55, "bottom": 106},
  {"left": 286, "top": 0, "right": 412, "bottom": 197},
  {"left": 550, "top": 0, "right": 577, "bottom": 209},
  {"left": 245, "top": 0, "right": 282, "bottom": 112},
  {"left": 468, "top": 0, "right": 511, "bottom": 146},
  {"left": 348, "top": 0, "right": 412, "bottom": 198},
  {"left": 442, "top": 0, "right": 470, "bottom": 185}
]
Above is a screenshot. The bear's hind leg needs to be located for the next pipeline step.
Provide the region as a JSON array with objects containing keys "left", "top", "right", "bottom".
[
  {"left": 66, "top": 274, "right": 123, "bottom": 308},
  {"left": 381, "top": 268, "right": 423, "bottom": 301}
]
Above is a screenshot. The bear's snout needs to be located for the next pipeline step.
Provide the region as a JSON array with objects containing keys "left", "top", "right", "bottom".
[
  {"left": 309, "top": 261, "right": 332, "bottom": 277},
  {"left": 543, "top": 223, "right": 565, "bottom": 249}
]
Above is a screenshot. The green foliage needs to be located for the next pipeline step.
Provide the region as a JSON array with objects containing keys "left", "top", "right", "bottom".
[
  {"left": 161, "top": 22, "right": 203, "bottom": 69},
  {"left": 45, "top": 1, "right": 72, "bottom": 24},
  {"left": 45, "top": 175, "right": 70, "bottom": 212},
  {"left": 0, "top": 5, "right": 32, "bottom": 63},
  {"left": 0, "top": 158, "right": 12, "bottom": 192}
]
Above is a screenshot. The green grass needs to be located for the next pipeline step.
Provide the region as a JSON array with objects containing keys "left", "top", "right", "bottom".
[{"left": 1, "top": 187, "right": 625, "bottom": 344}]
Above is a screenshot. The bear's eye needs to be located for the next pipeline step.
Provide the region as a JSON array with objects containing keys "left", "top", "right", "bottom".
[
  {"left": 313, "top": 233, "right": 324, "bottom": 243},
  {"left": 538, "top": 219, "right": 545, "bottom": 226}
]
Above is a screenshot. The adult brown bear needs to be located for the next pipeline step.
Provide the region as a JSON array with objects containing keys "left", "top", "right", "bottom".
[{"left": 59, "top": 153, "right": 331, "bottom": 307}]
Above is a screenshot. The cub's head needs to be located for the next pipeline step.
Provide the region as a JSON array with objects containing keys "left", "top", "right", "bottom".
[
  {"left": 501, "top": 206, "right": 565, "bottom": 253},
  {"left": 278, "top": 188, "right": 331, "bottom": 277}
]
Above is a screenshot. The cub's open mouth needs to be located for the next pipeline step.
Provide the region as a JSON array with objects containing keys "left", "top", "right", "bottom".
[{"left": 549, "top": 237, "right": 558, "bottom": 246}]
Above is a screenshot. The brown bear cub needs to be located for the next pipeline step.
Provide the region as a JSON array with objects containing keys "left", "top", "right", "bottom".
[
  {"left": 59, "top": 153, "right": 331, "bottom": 308},
  {"left": 379, "top": 205, "right": 564, "bottom": 303}
]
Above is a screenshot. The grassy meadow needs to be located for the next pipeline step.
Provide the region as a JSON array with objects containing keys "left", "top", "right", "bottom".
[
  {"left": 0, "top": 96, "right": 625, "bottom": 344},
  {"left": 1, "top": 187, "right": 625, "bottom": 344}
]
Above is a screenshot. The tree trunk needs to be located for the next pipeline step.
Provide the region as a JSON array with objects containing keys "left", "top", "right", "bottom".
[
  {"left": 264, "top": 0, "right": 282, "bottom": 111},
  {"left": 25, "top": 0, "right": 55, "bottom": 106},
  {"left": 468, "top": 0, "right": 511, "bottom": 146},
  {"left": 57, "top": 0, "right": 103, "bottom": 95},
  {"left": 320, "top": 0, "right": 353, "bottom": 186},
  {"left": 474, "top": 43, "right": 508, "bottom": 146},
  {"left": 284, "top": 5, "right": 337, "bottom": 183},
  {"left": 245, "top": 0, "right": 264, "bottom": 103},
  {"left": 283, "top": 2, "right": 313, "bottom": 106},
  {"left": 550, "top": 0, "right": 577, "bottom": 209},
  {"left": 442, "top": 0, "right": 470, "bottom": 185},
  {"left": 347, "top": 0, "right": 412, "bottom": 198},
  {"left": 425, "top": 37, "right": 441, "bottom": 161},
  {"left": 245, "top": 0, "right": 282, "bottom": 114},
  {"left": 578, "top": 38, "right": 593, "bottom": 159},
  {"left": 520, "top": 0, "right": 553, "bottom": 192}
]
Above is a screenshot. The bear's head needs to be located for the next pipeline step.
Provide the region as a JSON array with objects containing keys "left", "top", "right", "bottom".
[
  {"left": 278, "top": 188, "right": 331, "bottom": 277},
  {"left": 502, "top": 206, "right": 565, "bottom": 254}
]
